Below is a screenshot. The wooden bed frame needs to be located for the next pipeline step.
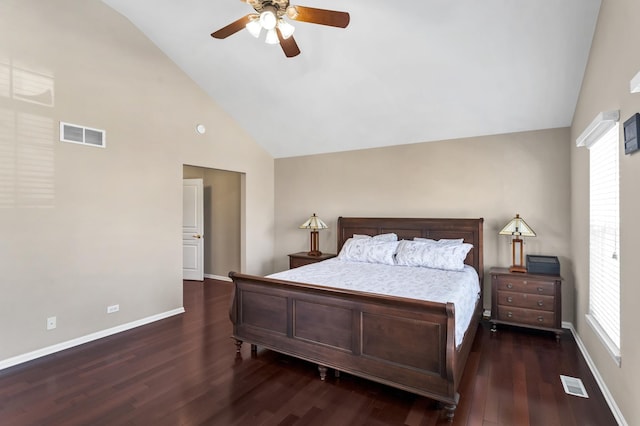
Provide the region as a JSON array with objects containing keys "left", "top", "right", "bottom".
[{"left": 228, "top": 217, "right": 484, "bottom": 420}]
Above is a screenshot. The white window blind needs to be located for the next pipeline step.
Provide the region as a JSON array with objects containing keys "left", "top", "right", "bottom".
[{"left": 587, "top": 123, "right": 620, "bottom": 363}]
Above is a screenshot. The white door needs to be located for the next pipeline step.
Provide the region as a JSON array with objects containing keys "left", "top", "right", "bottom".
[{"left": 183, "top": 178, "right": 204, "bottom": 281}]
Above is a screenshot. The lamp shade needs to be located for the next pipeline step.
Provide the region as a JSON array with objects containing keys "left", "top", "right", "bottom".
[
  {"left": 299, "top": 213, "right": 328, "bottom": 230},
  {"left": 259, "top": 8, "right": 277, "bottom": 30},
  {"left": 499, "top": 214, "right": 536, "bottom": 237},
  {"left": 264, "top": 28, "right": 279, "bottom": 44},
  {"left": 277, "top": 19, "right": 295, "bottom": 39},
  {"left": 245, "top": 18, "right": 262, "bottom": 38}
]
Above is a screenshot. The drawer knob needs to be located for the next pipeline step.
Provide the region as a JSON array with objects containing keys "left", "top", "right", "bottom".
[
  {"left": 507, "top": 283, "right": 513, "bottom": 289},
  {"left": 537, "top": 287, "right": 544, "bottom": 293},
  {"left": 507, "top": 312, "right": 513, "bottom": 318},
  {"left": 537, "top": 316, "right": 544, "bottom": 322},
  {"left": 507, "top": 296, "right": 513, "bottom": 303},
  {"left": 537, "top": 301, "right": 544, "bottom": 307},
  {"left": 523, "top": 280, "right": 528, "bottom": 284}
]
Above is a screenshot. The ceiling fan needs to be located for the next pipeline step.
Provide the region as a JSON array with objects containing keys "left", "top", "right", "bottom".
[{"left": 211, "top": 0, "right": 350, "bottom": 58}]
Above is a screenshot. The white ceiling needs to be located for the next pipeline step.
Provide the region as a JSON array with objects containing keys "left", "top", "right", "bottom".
[{"left": 101, "top": 0, "right": 601, "bottom": 158}]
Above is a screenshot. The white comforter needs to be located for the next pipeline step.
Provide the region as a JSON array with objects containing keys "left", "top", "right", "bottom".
[{"left": 268, "top": 258, "right": 480, "bottom": 347}]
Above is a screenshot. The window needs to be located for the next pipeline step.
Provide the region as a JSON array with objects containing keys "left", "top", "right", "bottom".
[{"left": 578, "top": 113, "right": 621, "bottom": 366}]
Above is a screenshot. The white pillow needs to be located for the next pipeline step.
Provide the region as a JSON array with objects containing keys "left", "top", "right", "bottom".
[
  {"left": 338, "top": 238, "right": 399, "bottom": 265},
  {"left": 352, "top": 233, "right": 398, "bottom": 242},
  {"left": 373, "top": 233, "right": 398, "bottom": 241},
  {"left": 395, "top": 240, "right": 473, "bottom": 271},
  {"left": 413, "top": 237, "right": 464, "bottom": 246}
]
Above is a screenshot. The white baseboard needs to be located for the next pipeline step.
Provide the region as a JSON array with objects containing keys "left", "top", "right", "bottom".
[
  {"left": 563, "top": 321, "right": 627, "bottom": 426},
  {"left": 204, "top": 273, "right": 232, "bottom": 282},
  {"left": 0, "top": 307, "right": 185, "bottom": 372}
]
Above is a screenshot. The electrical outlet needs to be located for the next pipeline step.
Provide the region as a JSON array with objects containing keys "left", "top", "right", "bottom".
[
  {"left": 46, "top": 316, "right": 56, "bottom": 330},
  {"left": 107, "top": 304, "right": 119, "bottom": 314}
]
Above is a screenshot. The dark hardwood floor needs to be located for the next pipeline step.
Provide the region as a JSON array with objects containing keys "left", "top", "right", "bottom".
[{"left": 0, "top": 279, "right": 617, "bottom": 425}]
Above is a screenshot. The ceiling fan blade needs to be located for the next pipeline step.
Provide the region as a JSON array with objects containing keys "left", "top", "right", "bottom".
[
  {"left": 289, "top": 6, "right": 350, "bottom": 28},
  {"left": 211, "top": 15, "right": 252, "bottom": 39},
  {"left": 277, "top": 29, "right": 301, "bottom": 58}
]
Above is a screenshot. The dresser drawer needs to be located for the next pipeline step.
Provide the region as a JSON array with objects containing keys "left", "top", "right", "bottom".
[
  {"left": 496, "top": 276, "right": 555, "bottom": 296},
  {"left": 290, "top": 257, "right": 319, "bottom": 268},
  {"left": 288, "top": 252, "right": 336, "bottom": 269},
  {"left": 497, "top": 306, "right": 556, "bottom": 328},
  {"left": 497, "top": 290, "right": 555, "bottom": 312}
]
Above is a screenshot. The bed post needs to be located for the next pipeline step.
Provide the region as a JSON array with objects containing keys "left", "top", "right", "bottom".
[
  {"left": 228, "top": 271, "right": 238, "bottom": 325},
  {"left": 443, "top": 393, "right": 459, "bottom": 421},
  {"left": 318, "top": 365, "right": 328, "bottom": 381}
]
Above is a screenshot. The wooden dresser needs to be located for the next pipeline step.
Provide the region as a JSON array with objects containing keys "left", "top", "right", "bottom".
[
  {"left": 288, "top": 252, "right": 336, "bottom": 269},
  {"left": 490, "top": 267, "right": 563, "bottom": 340}
]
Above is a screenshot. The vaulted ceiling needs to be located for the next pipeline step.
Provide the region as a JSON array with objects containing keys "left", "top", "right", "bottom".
[{"left": 101, "top": 0, "right": 601, "bottom": 158}]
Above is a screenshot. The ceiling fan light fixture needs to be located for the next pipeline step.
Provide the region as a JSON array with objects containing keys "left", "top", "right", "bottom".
[
  {"left": 211, "top": 2, "right": 350, "bottom": 57},
  {"left": 278, "top": 19, "right": 295, "bottom": 39},
  {"left": 259, "top": 7, "right": 277, "bottom": 30},
  {"left": 264, "top": 28, "right": 279, "bottom": 44},
  {"left": 245, "top": 17, "right": 262, "bottom": 38}
]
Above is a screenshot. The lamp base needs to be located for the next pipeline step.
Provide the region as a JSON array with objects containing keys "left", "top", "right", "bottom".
[
  {"left": 307, "top": 230, "right": 322, "bottom": 257},
  {"left": 509, "top": 237, "right": 527, "bottom": 273}
]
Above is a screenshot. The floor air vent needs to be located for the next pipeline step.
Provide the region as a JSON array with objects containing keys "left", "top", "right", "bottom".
[
  {"left": 560, "top": 375, "right": 589, "bottom": 398},
  {"left": 60, "top": 122, "right": 106, "bottom": 148}
]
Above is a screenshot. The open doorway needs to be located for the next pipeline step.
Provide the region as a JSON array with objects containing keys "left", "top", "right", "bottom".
[{"left": 183, "top": 165, "right": 242, "bottom": 281}]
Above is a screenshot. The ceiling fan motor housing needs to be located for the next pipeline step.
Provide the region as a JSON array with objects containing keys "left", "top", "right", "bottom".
[{"left": 249, "top": 0, "right": 290, "bottom": 17}]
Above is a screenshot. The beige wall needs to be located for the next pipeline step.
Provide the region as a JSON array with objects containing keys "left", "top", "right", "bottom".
[
  {"left": 0, "top": 0, "right": 274, "bottom": 362},
  {"left": 275, "top": 128, "right": 572, "bottom": 315},
  {"left": 571, "top": 0, "right": 640, "bottom": 423},
  {"left": 183, "top": 166, "right": 242, "bottom": 277}
]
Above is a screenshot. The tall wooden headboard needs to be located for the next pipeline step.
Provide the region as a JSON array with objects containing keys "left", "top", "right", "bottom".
[{"left": 336, "top": 217, "right": 484, "bottom": 284}]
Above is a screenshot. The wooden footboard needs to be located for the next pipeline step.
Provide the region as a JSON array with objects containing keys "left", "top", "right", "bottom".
[{"left": 228, "top": 272, "right": 481, "bottom": 419}]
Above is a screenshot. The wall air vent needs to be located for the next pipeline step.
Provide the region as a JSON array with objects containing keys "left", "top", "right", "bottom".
[{"left": 59, "top": 122, "right": 106, "bottom": 148}]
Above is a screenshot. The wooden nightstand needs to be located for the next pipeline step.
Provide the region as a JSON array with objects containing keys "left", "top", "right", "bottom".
[
  {"left": 490, "top": 267, "right": 563, "bottom": 340},
  {"left": 288, "top": 252, "right": 336, "bottom": 269}
]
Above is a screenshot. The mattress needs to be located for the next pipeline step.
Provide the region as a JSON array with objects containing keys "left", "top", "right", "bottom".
[{"left": 269, "top": 258, "right": 481, "bottom": 346}]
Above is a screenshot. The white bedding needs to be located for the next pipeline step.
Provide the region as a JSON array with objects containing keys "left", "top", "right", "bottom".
[{"left": 268, "top": 258, "right": 481, "bottom": 347}]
